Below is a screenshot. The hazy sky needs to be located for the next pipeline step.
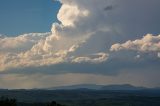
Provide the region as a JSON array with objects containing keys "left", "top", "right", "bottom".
[{"left": 0, "top": 0, "right": 160, "bottom": 89}]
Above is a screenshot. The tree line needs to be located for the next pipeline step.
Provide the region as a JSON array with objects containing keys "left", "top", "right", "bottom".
[{"left": 0, "top": 97, "right": 66, "bottom": 106}]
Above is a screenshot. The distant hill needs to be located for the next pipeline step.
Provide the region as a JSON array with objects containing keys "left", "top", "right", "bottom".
[
  {"left": 101, "top": 84, "right": 146, "bottom": 90},
  {"left": 0, "top": 84, "right": 154, "bottom": 91},
  {"left": 48, "top": 84, "right": 103, "bottom": 90},
  {"left": 48, "top": 84, "right": 147, "bottom": 90}
]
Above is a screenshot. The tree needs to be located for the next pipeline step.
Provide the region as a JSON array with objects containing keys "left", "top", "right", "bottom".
[
  {"left": 0, "top": 96, "right": 17, "bottom": 106},
  {"left": 47, "top": 101, "right": 66, "bottom": 106}
]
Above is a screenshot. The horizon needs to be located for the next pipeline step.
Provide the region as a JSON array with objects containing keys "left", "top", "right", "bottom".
[{"left": 0, "top": 83, "right": 155, "bottom": 90}]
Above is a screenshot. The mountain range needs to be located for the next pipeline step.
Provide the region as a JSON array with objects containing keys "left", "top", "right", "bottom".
[{"left": 48, "top": 84, "right": 150, "bottom": 90}]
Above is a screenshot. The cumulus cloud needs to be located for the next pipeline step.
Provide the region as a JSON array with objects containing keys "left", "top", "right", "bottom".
[
  {"left": 0, "top": 34, "right": 90, "bottom": 71},
  {"left": 0, "top": 33, "right": 49, "bottom": 53},
  {"left": 57, "top": 3, "right": 89, "bottom": 26},
  {"left": 110, "top": 34, "right": 160, "bottom": 57},
  {"left": 0, "top": 0, "right": 159, "bottom": 75},
  {"left": 0, "top": 0, "right": 111, "bottom": 72}
]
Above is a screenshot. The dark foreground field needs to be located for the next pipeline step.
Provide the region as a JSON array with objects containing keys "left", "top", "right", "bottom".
[{"left": 0, "top": 89, "right": 160, "bottom": 106}]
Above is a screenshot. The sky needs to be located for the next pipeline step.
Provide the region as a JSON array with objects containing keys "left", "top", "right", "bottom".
[
  {"left": 0, "top": 0, "right": 60, "bottom": 36},
  {"left": 0, "top": 0, "right": 160, "bottom": 89}
]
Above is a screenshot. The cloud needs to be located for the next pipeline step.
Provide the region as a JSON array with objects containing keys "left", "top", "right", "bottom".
[
  {"left": 0, "top": 36, "right": 90, "bottom": 71},
  {"left": 72, "top": 52, "right": 108, "bottom": 63},
  {"left": 0, "top": 0, "right": 112, "bottom": 72},
  {"left": 0, "top": 0, "right": 159, "bottom": 74},
  {"left": 110, "top": 34, "right": 160, "bottom": 58},
  {"left": 1, "top": 0, "right": 160, "bottom": 74},
  {"left": 57, "top": 3, "right": 89, "bottom": 26},
  {"left": 0, "top": 33, "right": 49, "bottom": 53}
]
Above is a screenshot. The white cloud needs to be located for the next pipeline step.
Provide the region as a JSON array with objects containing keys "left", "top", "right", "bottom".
[
  {"left": 57, "top": 3, "right": 89, "bottom": 26},
  {"left": 1, "top": 0, "right": 158, "bottom": 76},
  {"left": 0, "top": 0, "right": 112, "bottom": 72},
  {"left": 0, "top": 33, "right": 49, "bottom": 53},
  {"left": 110, "top": 34, "right": 160, "bottom": 57}
]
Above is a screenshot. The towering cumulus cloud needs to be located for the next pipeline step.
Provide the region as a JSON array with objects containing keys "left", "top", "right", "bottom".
[{"left": 0, "top": 0, "right": 110, "bottom": 72}]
